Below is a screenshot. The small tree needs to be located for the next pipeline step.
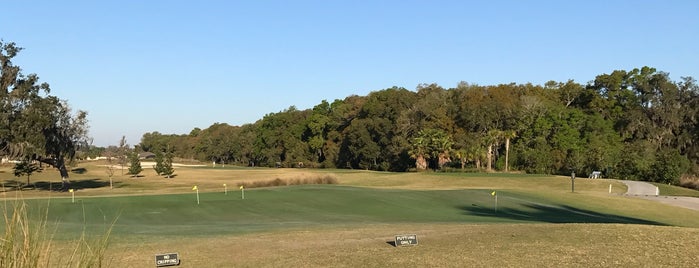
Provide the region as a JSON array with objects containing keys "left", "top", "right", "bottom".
[
  {"left": 105, "top": 151, "right": 116, "bottom": 189},
  {"left": 118, "top": 136, "right": 128, "bottom": 175},
  {"left": 127, "top": 152, "right": 142, "bottom": 177},
  {"left": 13, "top": 160, "right": 41, "bottom": 186},
  {"left": 153, "top": 151, "right": 165, "bottom": 175},
  {"left": 161, "top": 152, "right": 175, "bottom": 178}
]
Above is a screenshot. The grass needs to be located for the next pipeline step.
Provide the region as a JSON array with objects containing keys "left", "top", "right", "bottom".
[
  {"left": 2, "top": 162, "right": 699, "bottom": 267},
  {"left": 0, "top": 196, "right": 114, "bottom": 268},
  {"left": 654, "top": 182, "right": 699, "bottom": 197},
  {"left": 110, "top": 223, "right": 697, "bottom": 267}
]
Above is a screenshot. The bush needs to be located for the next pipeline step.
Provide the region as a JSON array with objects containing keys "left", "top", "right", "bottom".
[{"left": 649, "top": 150, "right": 690, "bottom": 184}]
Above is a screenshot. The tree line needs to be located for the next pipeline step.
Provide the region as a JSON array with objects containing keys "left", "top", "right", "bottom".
[
  {"left": 6, "top": 38, "right": 695, "bottom": 187},
  {"left": 137, "top": 66, "right": 699, "bottom": 185}
]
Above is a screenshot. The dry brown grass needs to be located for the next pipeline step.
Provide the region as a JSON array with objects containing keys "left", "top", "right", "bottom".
[
  {"left": 0, "top": 162, "right": 626, "bottom": 198},
  {"left": 237, "top": 174, "right": 338, "bottom": 189},
  {"left": 680, "top": 175, "right": 699, "bottom": 190},
  {"left": 0, "top": 196, "right": 113, "bottom": 268},
  {"left": 0, "top": 163, "right": 347, "bottom": 198},
  {"left": 100, "top": 223, "right": 699, "bottom": 267}
]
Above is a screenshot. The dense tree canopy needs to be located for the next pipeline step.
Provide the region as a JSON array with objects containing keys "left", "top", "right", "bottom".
[
  {"left": 135, "top": 66, "right": 699, "bottom": 185},
  {"left": 1, "top": 41, "right": 89, "bottom": 182}
]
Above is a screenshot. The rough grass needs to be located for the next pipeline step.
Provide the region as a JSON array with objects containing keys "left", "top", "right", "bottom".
[
  {"left": 679, "top": 175, "right": 699, "bottom": 191},
  {"left": 0, "top": 196, "right": 113, "bottom": 268},
  {"left": 237, "top": 174, "right": 338, "bottom": 188},
  {"left": 105, "top": 223, "right": 699, "bottom": 267},
  {"left": 0, "top": 199, "right": 50, "bottom": 268}
]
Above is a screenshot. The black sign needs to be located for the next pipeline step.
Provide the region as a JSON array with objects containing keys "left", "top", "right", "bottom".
[
  {"left": 155, "top": 253, "right": 180, "bottom": 267},
  {"left": 395, "top": 234, "right": 418, "bottom": 246}
]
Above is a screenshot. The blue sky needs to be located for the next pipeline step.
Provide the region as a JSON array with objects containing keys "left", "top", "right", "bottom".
[{"left": 2, "top": 1, "right": 698, "bottom": 147}]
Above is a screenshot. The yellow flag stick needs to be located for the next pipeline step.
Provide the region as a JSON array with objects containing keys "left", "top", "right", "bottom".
[{"left": 192, "top": 186, "right": 199, "bottom": 205}]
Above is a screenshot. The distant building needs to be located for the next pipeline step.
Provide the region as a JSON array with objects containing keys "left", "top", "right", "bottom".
[{"left": 139, "top": 152, "right": 156, "bottom": 160}]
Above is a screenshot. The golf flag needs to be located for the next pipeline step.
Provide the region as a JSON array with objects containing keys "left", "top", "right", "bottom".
[
  {"left": 193, "top": 185, "right": 200, "bottom": 205},
  {"left": 69, "top": 189, "right": 74, "bottom": 193},
  {"left": 492, "top": 190, "right": 498, "bottom": 212},
  {"left": 240, "top": 185, "right": 244, "bottom": 190}
]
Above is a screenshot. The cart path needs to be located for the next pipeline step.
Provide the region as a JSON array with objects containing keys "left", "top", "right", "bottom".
[
  {"left": 621, "top": 180, "right": 699, "bottom": 211},
  {"left": 621, "top": 180, "right": 659, "bottom": 195}
]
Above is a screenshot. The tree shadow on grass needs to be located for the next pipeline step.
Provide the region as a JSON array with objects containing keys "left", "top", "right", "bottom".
[
  {"left": 32, "top": 179, "right": 116, "bottom": 192},
  {"left": 459, "top": 203, "right": 665, "bottom": 226},
  {"left": 71, "top": 167, "right": 87, "bottom": 174}
]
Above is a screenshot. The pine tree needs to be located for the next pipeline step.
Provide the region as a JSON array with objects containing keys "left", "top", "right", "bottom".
[
  {"left": 13, "top": 160, "right": 42, "bottom": 186},
  {"left": 161, "top": 151, "right": 175, "bottom": 178},
  {"left": 153, "top": 151, "right": 165, "bottom": 175},
  {"left": 127, "top": 152, "right": 143, "bottom": 177}
]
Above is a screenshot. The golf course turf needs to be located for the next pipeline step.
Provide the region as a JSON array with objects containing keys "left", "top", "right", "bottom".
[{"left": 2, "top": 164, "right": 699, "bottom": 267}]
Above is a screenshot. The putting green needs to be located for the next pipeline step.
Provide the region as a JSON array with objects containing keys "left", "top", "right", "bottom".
[{"left": 12, "top": 185, "right": 666, "bottom": 239}]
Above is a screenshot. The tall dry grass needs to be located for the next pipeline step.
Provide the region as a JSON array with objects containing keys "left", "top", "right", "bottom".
[
  {"left": 0, "top": 200, "right": 51, "bottom": 268},
  {"left": 0, "top": 197, "right": 114, "bottom": 268},
  {"left": 680, "top": 174, "right": 699, "bottom": 190},
  {"left": 237, "top": 174, "right": 338, "bottom": 189}
]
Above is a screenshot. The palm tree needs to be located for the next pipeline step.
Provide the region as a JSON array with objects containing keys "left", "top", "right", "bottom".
[
  {"left": 485, "top": 129, "right": 503, "bottom": 172},
  {"left": 503, "top": 130, "right": 517, "bottom": 172},
  {"left": 434, "top": 134, "right": 453, "bottom": 170},
  {"left": 409, "top": 136, "right": 428, "bottom": 171}
]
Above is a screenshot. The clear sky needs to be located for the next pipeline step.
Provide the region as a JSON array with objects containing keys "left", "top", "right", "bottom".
[{"left": 2, "top": 1, "right": 698, "bottom": 147}]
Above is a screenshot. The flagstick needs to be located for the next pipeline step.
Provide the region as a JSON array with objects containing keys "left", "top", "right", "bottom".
[
  {"left": 196, "top": 188, "right": 200, "bottom": 205},
  {"left": 241, "top": 188, "right": 245, "bottom": 200},
  {"left": 494, "top": 194, "right": 498, "bottom": 213},
  {"left": 71, "top": 190, "right": 75, "bottom": 203},
  {"left": 224, "top": 184, "right": 228, "bottom": 195}
]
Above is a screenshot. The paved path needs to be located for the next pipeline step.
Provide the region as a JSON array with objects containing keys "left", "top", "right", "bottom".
[
  {"left": 621, "top": 180, "right": 699, "bottom": 211},
  {"left": 621, "top": 180, "right": 659, "bottom": 195}
]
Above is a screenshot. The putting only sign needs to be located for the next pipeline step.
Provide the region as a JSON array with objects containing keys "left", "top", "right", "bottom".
[
  {"left": 395, "top": 234, "right": 418, "bottom": 246},
  {"left": 155, "top": 253, "right": 180, "bottom": 267}
]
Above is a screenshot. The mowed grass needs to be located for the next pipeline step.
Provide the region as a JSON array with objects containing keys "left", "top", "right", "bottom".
[
  {"left": 2, "top": 162, "right": 699, "bottom": 267},
  {"left": 17, "top": 185, "right": 684, "bottom": 238}
]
